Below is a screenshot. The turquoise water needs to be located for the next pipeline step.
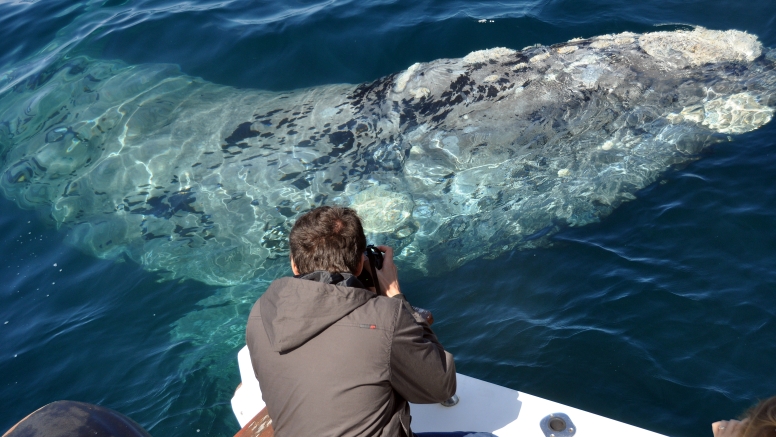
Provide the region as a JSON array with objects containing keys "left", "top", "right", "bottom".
[{"left": 2, "top": 0, "right": 776, "bottom": 436}]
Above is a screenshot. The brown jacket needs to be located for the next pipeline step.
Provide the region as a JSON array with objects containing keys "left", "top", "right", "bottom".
[{"left": 246, "top": 271, "right": 456, "bottom": 437}]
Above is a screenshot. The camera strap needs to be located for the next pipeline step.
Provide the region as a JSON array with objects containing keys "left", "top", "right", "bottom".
[{"left": 369, "top": 257, "right": 381, "bottom": 295}]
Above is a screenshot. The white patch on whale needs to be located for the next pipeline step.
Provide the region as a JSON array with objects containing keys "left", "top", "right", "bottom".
[
  {"left": 463, "top": 47, "right": 516, "bottom": 65},
  {"left": 667, "top": 92, "right": 774, "bottom": 133},
  {"left": 410, "top": 87, "right": 430, "bottom": 99},
  {"left": 556, "top": 45, "right": 579, "bottom": 54},
  {"left": 529, "top": 52, "right": 551, "bottom": 63},
  {"left": 394, "top": 62, "right": 421, "bottom": 93},
  {"left": 350, "top": 185, "right": 414, "bottom": 234},
  {"left": 701, "top": 92, "right": 774, "bottom": 133},
  {"left": 639, "top": 27, "right": 762, "bottom": 66}
]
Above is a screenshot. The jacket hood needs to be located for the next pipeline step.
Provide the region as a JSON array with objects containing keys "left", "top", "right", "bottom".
[{"left": 260, "top": 271, "right": 375, "bottom": 353}]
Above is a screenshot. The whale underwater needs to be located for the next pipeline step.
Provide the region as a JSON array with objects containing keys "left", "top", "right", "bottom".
[{"left": 1, "top": 27, "right": 775, "bottom": 286}]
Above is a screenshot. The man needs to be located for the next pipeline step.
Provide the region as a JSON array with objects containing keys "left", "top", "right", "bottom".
[{"left": 246, "top": 206, "right": 456, "bottom": 437}]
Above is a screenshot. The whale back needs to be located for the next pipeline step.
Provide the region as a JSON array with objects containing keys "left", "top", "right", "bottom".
[{"left": 1, "top": 27, "right": 774, "bottom": 284}]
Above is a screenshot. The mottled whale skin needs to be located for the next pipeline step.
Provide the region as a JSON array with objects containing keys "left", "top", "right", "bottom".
[{"left": 1, "top": 27, "right": 775, "bottom": 285}]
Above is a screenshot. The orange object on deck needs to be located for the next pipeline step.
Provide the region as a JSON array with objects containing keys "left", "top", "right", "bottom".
[{"left": 233, "top": 407, "right": 273, "bottom": 437}]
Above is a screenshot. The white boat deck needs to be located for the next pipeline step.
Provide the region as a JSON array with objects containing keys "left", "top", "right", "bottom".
[{"left": 231, "top": 346, "right": 667, "bottom": 437}]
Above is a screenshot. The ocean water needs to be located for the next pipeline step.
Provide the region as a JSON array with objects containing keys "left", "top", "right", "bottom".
[{"left": 1, "top": 0, "right": 776, "bottom": 436}]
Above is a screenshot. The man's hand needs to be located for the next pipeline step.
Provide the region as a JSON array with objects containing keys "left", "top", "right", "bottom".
[
  {"left": 375, "top": 245, "right": 401, "bottom": 298},
  {"left": 712, "top": 419, "right": 747, "bottom": 437}
]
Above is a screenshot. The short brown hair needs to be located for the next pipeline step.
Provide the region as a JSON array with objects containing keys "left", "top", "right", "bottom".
[
  {"left": 289, "top": 206, "right": 367, "bottom": 275},
  {"left": 741, "top": 396, "right": 776, "bottom": 437}
]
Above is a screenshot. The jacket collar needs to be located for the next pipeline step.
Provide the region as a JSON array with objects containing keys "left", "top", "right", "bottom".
[{"left": 295, "top": 270, "right": 366, "bottom": 288}]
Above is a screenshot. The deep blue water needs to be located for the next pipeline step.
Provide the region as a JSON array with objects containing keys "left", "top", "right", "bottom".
[{"left": 2, "top": 1, "right": 776, "bottom": 436}]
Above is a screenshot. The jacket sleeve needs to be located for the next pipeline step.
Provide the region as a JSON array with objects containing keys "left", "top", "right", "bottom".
[{"left": 389, "top": 296, "right": 457, "bottom": 403}]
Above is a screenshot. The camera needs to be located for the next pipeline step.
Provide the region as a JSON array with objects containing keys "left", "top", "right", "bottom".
[
  {"left": 357, "top": 245, "right": 383, "bottom": 289},
  {"left": 365, "top": 244, "right": 383, "bottom": 270}
]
